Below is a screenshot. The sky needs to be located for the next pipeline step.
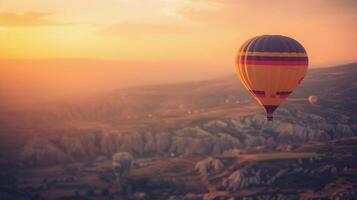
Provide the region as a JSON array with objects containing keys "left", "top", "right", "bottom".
[{"left": 0, "top": 0, "right": 357, "bottom": 106}]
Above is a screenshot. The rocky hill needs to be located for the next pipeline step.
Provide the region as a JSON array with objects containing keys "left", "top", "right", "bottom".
[{"left": 189, "top": 137, "right": 357, "bottom": 200}]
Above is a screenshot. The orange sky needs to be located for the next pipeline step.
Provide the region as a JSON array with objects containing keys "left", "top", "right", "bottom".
[{"left": 0, "top": 0, "right": 357, "bottom": 106}]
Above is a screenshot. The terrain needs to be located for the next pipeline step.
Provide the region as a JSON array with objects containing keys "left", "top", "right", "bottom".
[{"left": 0, "top": 63, "right": 356, "bottom": 199}]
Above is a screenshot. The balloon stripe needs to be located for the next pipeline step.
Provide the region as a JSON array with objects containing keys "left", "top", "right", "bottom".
[
  {"left": 243, "top": 35, "right": 306, "bottom": 53},
  {"left": 277, "top": 91, "right": 292, "bottom": 98},
  {"left": 251, "top": 90, "right": 265, "bottom": 94},
  {"left": 237, "top": 52, "right": 307, "bottom": 57},
  {"left": 279, "top": 95, "right": 289, "bottom": 98},
  {"left": 241, "top": 37, "right": 259, "bottom": 89},
  {"left": 242, "top": 64, "right": 307, "bottom": 68},
  {"left": 241, "top": 60, "right": 308, "bottom": 65},
  {"left": 276, "top": 91, "right": 292, "bottom": 95},
  {"left": 250, "top": 90, "right": 266, "bottom": 97},
  {"left": 239, "top": 56, "right": 308, "bottom": 61}
]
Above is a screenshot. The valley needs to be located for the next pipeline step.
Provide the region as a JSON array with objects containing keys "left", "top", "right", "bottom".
[{"left": 0, "top": 63, "right": 356, "bottom": 199}]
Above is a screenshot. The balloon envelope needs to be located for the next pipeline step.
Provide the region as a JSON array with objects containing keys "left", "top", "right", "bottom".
[
  {"left": 308, "top": 95, "right": 318, "bottom": 104},
  {"left": 235, "top": 35, "right": 308, "bottom": 121}
]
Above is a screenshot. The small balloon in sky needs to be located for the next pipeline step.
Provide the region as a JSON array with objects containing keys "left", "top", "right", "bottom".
[{"left": 308, "top": 95, "right": 318, "bottom": 104}]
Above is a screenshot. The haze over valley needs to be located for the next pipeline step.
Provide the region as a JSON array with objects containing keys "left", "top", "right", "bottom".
[{"left": 1, "top": 63, "right": 356, "bottom": 199}]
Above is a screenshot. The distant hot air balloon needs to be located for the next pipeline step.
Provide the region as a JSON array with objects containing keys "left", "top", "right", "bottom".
[
  {"left": 308, "top": 95, "right": 318, "bottom": 104},
  {"left": 235, "top": 35, "right": 308, "bottom": 121},
  {"left": 112, "top": 152, "right": 133, "bottom": 178}
]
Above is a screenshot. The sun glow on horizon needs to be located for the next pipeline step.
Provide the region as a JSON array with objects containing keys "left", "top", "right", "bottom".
[
  {"left": 1, "top": 0, "right": 357, "bottom": 106},
  {"left": 0, "top": 0, "right": 356, "bottom": 66}
]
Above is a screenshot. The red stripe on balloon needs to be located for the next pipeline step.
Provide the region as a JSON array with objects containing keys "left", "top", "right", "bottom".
[
  {"left": 255, "top": 94, "right": 266, "bottom": 98},
  {"left": 240, "top": 60, "right": 308, "bottom": 65},
  {"left": 279, "top": 95, "right": 289, "bottom": 99}
]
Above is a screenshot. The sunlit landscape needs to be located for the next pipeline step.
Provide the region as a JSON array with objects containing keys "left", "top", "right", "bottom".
[{"left": 0, "top": 1, "right": 357, "bottom": 200}]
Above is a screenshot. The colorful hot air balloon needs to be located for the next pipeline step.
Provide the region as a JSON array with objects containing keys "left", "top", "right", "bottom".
[
  {"left": 235, "top": 35, "right": 308, "bottom": 121},
  {"left": 308, "top": 95, "right": 318, "bottom": 104}
]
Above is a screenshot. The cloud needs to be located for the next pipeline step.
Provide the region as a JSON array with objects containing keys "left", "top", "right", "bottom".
[
  {"left": 0, "top": 12, "right": 63, "bottom": 28},
  {"left": 179, "top": 0, "right": 357, "bottom": 28},
  {"left": 97, "top": 22, "right": 197, "bottom": 36}
]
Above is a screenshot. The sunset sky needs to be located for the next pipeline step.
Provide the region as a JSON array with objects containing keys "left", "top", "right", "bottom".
[{"left": 0, "top": 0, "right": 357, "bottom": 105}]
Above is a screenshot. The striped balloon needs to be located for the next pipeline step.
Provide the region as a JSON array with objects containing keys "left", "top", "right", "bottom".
[{"left": 235, "top": 35, "right": 308, "bottom": 121}]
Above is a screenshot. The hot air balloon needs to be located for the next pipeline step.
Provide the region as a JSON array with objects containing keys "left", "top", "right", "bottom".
[
  {"left": 112, "top": 152, "right": 133, "bottom": 178},
  {"left": 308, "top": 95, "right": 318, "bottom": 104},
  {"left": 235, "top": 35, "right": 308, "bottom": 121}
]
